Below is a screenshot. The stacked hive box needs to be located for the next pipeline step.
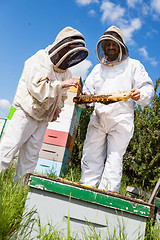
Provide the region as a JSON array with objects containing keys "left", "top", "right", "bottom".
[
  {"left": 0, "top": 107, "right": 15, "bottom": 140},
  {"left": 0, "top": 118, "right": 6, "bottom": 139},
  {"left": 34, "top": 76, "right": 82, "bottom": 176},
  {"left": 25, "top": 173, "right": 155, "bottom": 240}
]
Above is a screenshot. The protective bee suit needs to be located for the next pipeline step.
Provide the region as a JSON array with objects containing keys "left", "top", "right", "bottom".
[
  {"left": 80, "top": 26, "right": 154, "bottom": 192},
  {"left": 0, "top": 26, "right": 89, "bottom": 179}
]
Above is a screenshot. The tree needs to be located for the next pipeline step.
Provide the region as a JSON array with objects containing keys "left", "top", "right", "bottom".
[{"left": 123, "top": 79, "right": 160, "bottom": 190}]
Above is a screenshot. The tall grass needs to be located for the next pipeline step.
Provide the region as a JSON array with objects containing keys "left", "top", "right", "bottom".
[{"left": 0, "top": 164, "right": 29, "bottom": 240}]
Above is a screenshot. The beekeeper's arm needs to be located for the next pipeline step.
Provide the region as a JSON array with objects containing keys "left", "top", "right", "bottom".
[
  {"left": 55, "top": 71, "right": 80, "bottom": 114},
  {"left": 25, "top": 50, "right": 79, "bottom": 103},
  {"left": 25, "top": 50, "right": 62, "bottom": 103},
  {"left": 132, "top": 61, "right": 155, "bottom": 107}
]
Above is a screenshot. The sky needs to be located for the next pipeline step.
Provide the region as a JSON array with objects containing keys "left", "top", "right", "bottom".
[{"left": 0, "top": 0, "right": 160, "bottom": 118}]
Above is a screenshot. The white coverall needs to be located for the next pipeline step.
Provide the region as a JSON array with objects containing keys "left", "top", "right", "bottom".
[
  {"left": 0, "top": 26, "right": 89, "bottom": 179},
  {"left": 0, "top": 49, "right": 71, "bottom": 179},
  {"left": 80, "top": 58, "right": 154, "bottom": 192}
]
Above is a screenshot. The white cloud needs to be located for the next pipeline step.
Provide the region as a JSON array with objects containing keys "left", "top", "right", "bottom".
[
  {"left": 146, "top": 28, "right": 159, "bottom": 38},
  {"left": 76, "top": 0, "right": 99, "bottom": 6},
  {"left": 70, "top": 59, "right": 92, "bottom": 80},
  {"left": 120, "top": 18, "right": 142, "bottom": 44},
  {"left": 100, "top": 1, "right": 142, "bottom": 45},
  {"left": 139, "top": 47, "right": 158, "bottom": 66},
  {"left": 127, "top": 0, "right": 149, "bottom": 17},
  {"left": 151, "top": 0, "right": 160, "bottom": 14},
  {"left": 139, "top": 47, "right": 148, "bottom": 58},
  {"left": 127, "top": 0, "right": 142, "bottom": 8},
  {"left": 0, "top": 99, "right": 11, "bottom": 110},
  {"left": 100, "top": 1, "right": 125, "bottom": 23},
  {"left": 88, "top": 9, "right": 96, "bottom": 16},
  {"left": 142, "top": 3, "right": 150, "bottom": 15}
]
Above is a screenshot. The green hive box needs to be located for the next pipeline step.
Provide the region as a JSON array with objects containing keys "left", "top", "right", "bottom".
[{"left": 24, "top": 173, "right": 155, "bottom": 240}]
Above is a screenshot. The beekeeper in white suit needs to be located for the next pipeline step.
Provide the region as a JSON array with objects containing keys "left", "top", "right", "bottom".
[
  {"left": 0, "top": 26, "right": 89, "bottom": 180},
  {"left": 79, "top": 26, "right": 154, "bottom": 192}
]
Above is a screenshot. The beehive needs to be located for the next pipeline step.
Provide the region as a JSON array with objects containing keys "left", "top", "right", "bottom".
[
  {"left": 24, "top": 173, "right": 155, "bottom": 240},
  {"left": 34, "top": 76, "right": 82, "bottom": 176}
]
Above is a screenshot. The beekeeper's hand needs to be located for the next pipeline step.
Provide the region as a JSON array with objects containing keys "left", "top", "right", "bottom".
[
  {"left": 61, "top": 78, "right": 81, "bottom": 89},
  {"left": 51, "top": 109, "right": 60, "bottom": 122},
  {"left": 131, "top": 89, "right": 140, "bottom": 101}
]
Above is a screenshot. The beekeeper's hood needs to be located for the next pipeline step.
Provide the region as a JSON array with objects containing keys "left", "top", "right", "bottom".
[
  {"left": 47, "top": 26, "right": 89, "bottom": 72},
  {"left": 96, "top": 26, "right": 129, "bottom": 67}
]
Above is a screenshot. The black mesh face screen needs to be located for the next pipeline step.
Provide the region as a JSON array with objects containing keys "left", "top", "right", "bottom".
[
  {"left": 97, "top": 41, "right": 106, "bottom": 61},
  {"left": 103, "top": 31, "right": 124, "bottom": 43},
  {"left": 50, "top": 42, "right": 85, "bottom": 66},
  {"left": 58, "top": 50, "right": 88, "bottom": 70},
  {"left": 48, "top": 36, "right": 85, "bottom": 55},
  {"left": 97, "top": 38, "right": 128, "bottom": 64}
]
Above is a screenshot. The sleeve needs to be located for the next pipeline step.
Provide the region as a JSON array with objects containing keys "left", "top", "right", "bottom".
[
  {"left": 24, "top": 50, "right": 62, "bottom": 103},
  {"left": 132, "top": 61, "right": 155, "bottom": 107}
]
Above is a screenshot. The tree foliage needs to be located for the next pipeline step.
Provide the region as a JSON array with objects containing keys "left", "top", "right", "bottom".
[
  {"left": 70, "top": 79, "right": 160, "bottom": 191},
  {"left": 123, "top": 78, "right": 160, "bottom": 190}
]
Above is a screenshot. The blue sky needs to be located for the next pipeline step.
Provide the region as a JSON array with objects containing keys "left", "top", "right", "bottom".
[{"left": 0, "top": 0, "right": 160, "bottom": 118}]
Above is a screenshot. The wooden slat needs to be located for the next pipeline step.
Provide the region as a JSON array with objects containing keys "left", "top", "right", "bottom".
[
  {"left": 39, "top": 143, "right": 66, "bottom": 162},
  {"left": 61, "top": 149, "right": 71, "bottom": 174},
  {"left": 65, "top": 91, "right": 78, "bottom": 105},
  {"left": 59, "top": 104, "right": 78, "bottom": 120},
  {"left": 69, "top": 138, "right": 74, "bottom": 152},
  {"left": 38, "top": 147, "right": 71, "bottom": 176},
  {"left": 43, "top": 129, "right": 73, "bottom": 149},
  {"left": 43, "top": 129, "right": 69, "bottom": 147},
  {"left": 34, "top": 158, "right": 62, "bottom": 176},
  {"left": 48, "top": 118, "right": 72, "bottom": 133},
  {"left": 48, "top": 110, "right": 79, "bottom": 137},
  {"left": 68, "top": 109, "right": 80, "bottom": 136}
]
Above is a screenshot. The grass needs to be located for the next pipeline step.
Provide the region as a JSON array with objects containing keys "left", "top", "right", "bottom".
[
  {"left": 0, "top": 162, "right": 160, "bottom": 239},
  {"left": 0, "top": 164, "right": 29, "bottom": 240}
]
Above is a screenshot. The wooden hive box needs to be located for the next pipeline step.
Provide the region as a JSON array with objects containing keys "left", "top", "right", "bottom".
[
  {"left": 24, "top": 173, "right": 156, "bottom": 240},
  {"left": 34, "top": 76, "right": 82, "bottom": 176}
]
